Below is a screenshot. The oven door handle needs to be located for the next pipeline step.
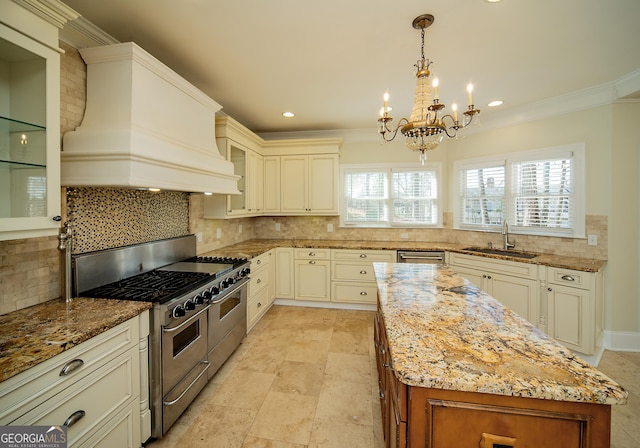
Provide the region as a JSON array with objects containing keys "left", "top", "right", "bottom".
[
  {"left": 162, "top": 360, "right": 210, "bottom": 406},
  {"left": 162, "top": 305, "right": 210, "bottom": 333},
  {"left": 209, "top": 278, "right": 249, "bottom": 305}
]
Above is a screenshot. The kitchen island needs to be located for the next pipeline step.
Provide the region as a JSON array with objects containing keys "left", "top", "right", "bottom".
[{"left": 373, "top": 262, "right": 627, "bottom": 447}]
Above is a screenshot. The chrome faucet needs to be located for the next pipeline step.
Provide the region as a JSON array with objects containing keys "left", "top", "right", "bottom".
[
  {"left": 502, "top": 220, "right": 515, "bottom": 250},
  {"left": 58, "top": 221, "right": 73, "bottom": 302}
]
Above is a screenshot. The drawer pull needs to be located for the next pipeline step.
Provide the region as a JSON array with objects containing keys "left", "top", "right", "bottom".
[
  {"left": 63, "top": 410, "right": 85, "bottom": 428},
  {"left": 360, "top": 291, "right": 368, "bottom": 295},
  {"left": 257, "top": 302, "right": 262, "bottom": 308},
  {"left": 309, "top": 252, "right": 316, "bottom": 256},
  {"left": 360, "top": 270, "right": 367, "bottom": 274},
  {"left": 59, "top": 359, "right": 84, "bottom": 376},
  {"left": 309, "top": 260, "right": 316, "bottom": 264},
  {"left": 360, "top": 254, "right": 367, "bottom": 258},
  {"left": 256, "top": 259, "right": 262, "bottom": 265},
  {"left": 256, "top": 278, "right": 262, "bottom": 284},
  {"left": 561, "top": 275, "right": 575, "bottom": 282}
]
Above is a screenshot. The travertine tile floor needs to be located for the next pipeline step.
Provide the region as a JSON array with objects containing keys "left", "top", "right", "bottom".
[{"left": 145, "top": 305, "right": 639, "bottom": 448}]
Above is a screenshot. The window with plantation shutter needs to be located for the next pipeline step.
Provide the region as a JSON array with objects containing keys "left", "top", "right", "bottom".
[
  {"left": 342, "top": 164, "right": 441, "bottom": 227},
  {"left": 454, "top": 144, "right": 585, "bottom": 237}
]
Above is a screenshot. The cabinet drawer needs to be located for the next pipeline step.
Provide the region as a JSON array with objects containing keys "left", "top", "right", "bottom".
[
  {"left": 332, "top": 249, "right": 396, "bottom": 262},
  {"left": 294, "top": 248, "right": 331, "bottom": 260},
  {"left": 0, "top": 317, "right": 139, "bottom": 424},
  {"left": 448, "top": 252, "right": 537, "bottom": 279},
  {"left": 248, "top": 287, "right": 270, "bottom": 325},
  {"left": 251, "top": 251, "right": 271, "bottom": 270},
  {"left": 13, "top": 348, "right": 138, "bottom": 446},
  {"left": 547, "top": 267, "right": 591, "bottom": 289},
  {"left": 332, "top": 282, "right": 378, "bottom": 304},
  {"left": 77, "top": 401, "right": 139, "bottom": 448},
  {"left": 332, "top": 261, "right": 377, "bottom": 282},
  {"left": 249, "top": 264, "right": 269, "bottom": 297}
]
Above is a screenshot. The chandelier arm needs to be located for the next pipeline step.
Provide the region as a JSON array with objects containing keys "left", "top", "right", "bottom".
[
  {"left": 379, "top": 117, "right": 409, "bottom": 142},
  {"left": 440, "top": 114, "right": 459, "bottom": 138}
]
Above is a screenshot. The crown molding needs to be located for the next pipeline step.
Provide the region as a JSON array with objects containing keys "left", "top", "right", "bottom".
[
  {"left": 59, "top": 16, "right": 119, "bottom": 48},
  {"left": 12, "top": 0, "right": 79, "bottom": 29}
]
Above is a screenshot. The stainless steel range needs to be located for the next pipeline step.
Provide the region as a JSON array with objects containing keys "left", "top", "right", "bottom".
[{"left": 72, "top": 236, "right": 250, "bottom": 440}]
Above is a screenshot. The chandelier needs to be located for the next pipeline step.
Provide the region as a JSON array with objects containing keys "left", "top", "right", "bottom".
[{"left": 378, "top": 14, "right": 480, "bottom": 164}]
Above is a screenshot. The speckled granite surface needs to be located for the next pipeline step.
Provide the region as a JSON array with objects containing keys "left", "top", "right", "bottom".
[
  {"left": 373, "top": 262, "right": 627, "bottom": 405},
  {"left": 202, "top": 239, "right": 606, "bottom": 272},
  {"left": 0, "top": 298, "right": 151, "bottom": 383}
]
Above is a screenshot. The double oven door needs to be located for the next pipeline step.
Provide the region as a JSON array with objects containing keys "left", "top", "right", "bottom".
[{"left": 160, "top": 304, "right": 210, "bottom": 436}]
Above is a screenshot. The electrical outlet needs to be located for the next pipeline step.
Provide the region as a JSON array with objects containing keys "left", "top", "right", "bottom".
[
  {"left": 327, "top": 223, "right": 334, "bottom": 232},
  {"left": 196, "top": 232, "right": 203, "bottom": 243},
  {"left": 216, "top": 228, "right": 222, "bottom": 239},
  {"left": 587, "top": 234, "right": 598, "bottom": 246},
  {"left": 275, "top": 223, "right": 281, "bottom": 231},
  {"left": 400, "top": 233, "right": 409, "bottom": 239}
]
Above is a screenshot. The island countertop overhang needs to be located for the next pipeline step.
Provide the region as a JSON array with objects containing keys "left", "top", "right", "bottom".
[{"left": 373, "top": 262, "right": 627, "bottom": 406}]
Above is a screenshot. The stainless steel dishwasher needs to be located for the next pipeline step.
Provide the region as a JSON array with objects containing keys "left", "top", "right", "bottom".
[{"left": 396, "top": 250, "right": 445, "bottom": 264}]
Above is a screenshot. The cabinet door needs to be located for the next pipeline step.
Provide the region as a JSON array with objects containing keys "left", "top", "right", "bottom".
[
  {"left": 449, "top": 265, "right": 486, "bottom": 290},
  {"left": 246, "top": 149, "right": 263, "bottom": 213},
  {"left": 227, "top": 142, "right": 248, "bottom": 215},
  {"left": 0, "top": 23, "right": 61, "bottom": 240},
  {"left": 490, "top": 274, "right": 538, "bottom": 325},
  {"left": 295, "top": 259, "right": 331, "bottom": 301},
  {"left": 547, "top": 284, "right": 592, "bottom": 353},
  {"left": 263, "top": 156, "right": 280, "bottom": 213},
  {"left": 280, "top": 155, "right": 307, "bottom": 213},
  {"left": 275, "top": 247, "right": 295, "bottom": 299},
  {"left": 308, "top": 154, "right": 338, "bottom": 213}
]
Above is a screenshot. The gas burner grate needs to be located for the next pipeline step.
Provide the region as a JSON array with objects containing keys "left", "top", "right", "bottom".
[
  {"left": 82, "top": 270, "right": 212, "bottom": 303},
  {"left": 186, "top": 256, "right": 248, "bottom": 268}
]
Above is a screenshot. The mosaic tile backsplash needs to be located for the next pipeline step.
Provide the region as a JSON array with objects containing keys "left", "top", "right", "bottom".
[{"left": 65, "top": 187, "right": 190, "bottom": 254}]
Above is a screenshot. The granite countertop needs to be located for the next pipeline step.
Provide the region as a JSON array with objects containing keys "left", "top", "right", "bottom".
[
  {"left": 0, "top": 298, "right": 152, "bottom": 383},
  {"left": 373, "top": 262, "right": 627, "bottom": 405},
  {"left": 202, "top": 238, "right": 606, "bottom": 272}
]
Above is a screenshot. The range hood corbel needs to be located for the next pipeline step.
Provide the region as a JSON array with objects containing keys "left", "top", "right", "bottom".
[{"left": 61, "top": 42, "right": 240, "bottom": 194}]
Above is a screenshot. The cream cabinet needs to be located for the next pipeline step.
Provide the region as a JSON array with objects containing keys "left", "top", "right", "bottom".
[
  {"left": 0, "top": 311, "right": 149, "bottom": 448},
  {"left": 275, "top": 247, "right": 295, "bottom": 299},
  {"left": 331, "top": 249, "right": 396, "bottom": 305},
  {"left": 0, "top": 1, "right": 75, "bottom": 240},
  {"left": 294, "top": 248, "right": 331, "bottom": 302},
  {"left": 263, "top": 155, "right": 280, "bottom": 214},
  {"left": 545, "top": 267, "right": 603, "bottom": 355},
  {"left": 280, "top": 154, "right": 339, "bottom": 215},
  {"left": 247, "top": 250, "right": 274, "bottom": 330},
  {"left": 448, "top": 253, "right": 539, "bottom": 326}
]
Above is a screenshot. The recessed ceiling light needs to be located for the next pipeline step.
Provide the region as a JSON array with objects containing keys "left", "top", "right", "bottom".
[
  {"left": 488, "top": 100, "right": 503, "bottom": 107},
  {"left": 282, "top": 112, "right": 295, "bottom": 118}
]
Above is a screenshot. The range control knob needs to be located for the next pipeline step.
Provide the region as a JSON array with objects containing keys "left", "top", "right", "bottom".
[
  {"left": 201, "top": 290, "right": 213, "bottom": 301},
  {"left": 194, "top": 295, "right": 206, "bottom": 305},
  {"left": 210, "top": 286, "right": 220, "bottom": 295},
  {"left": 184, "top": 300, "right": 196, "bottom": 311},
  {"left": 173, "top": 305, "right": 186, "bottom": 318},
  {"left": 227, "top": 277, "right": 235, "bottom": 285},
  {"left": 220, "top": 279, "right": 229, "bottom": 289},
  {"left": 242, "top": 267, "right": 251, "bottom": 276}
]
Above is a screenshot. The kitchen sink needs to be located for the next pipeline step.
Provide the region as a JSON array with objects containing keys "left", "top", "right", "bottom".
[{"left": 462, "top": 247, "right": 538, "bottom": 259}]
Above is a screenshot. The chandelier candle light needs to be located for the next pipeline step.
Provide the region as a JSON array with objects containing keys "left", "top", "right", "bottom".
[{"left": 378, "top": 14, "right": 480, "bottom": 164}]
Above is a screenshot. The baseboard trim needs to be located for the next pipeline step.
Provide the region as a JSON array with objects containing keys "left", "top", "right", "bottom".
[
  {"left": 603, "top": 330, "right": 640, "bottom": 352},
  {"left": 273, "top": 298, "right": 376, "bottom": 312}
]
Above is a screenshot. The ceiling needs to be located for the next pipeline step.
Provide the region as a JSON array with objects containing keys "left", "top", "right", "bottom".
[{"left": 60, "top": 0, "right": 640, "bottom": 135}]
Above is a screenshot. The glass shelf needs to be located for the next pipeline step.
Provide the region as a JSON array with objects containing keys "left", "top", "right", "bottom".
[{"left": 0, "top": 115, "right": 47, "bottom": 166}]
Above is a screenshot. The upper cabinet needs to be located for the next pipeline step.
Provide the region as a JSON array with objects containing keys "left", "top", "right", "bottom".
[
  {"left": 204, "top": 116, "right": 342, "bottom": 219},
  {"left": 0, "top": 0, "right": 77, "bottom": 241}
]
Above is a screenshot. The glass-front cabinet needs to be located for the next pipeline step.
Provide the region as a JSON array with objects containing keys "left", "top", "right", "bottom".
[{"left": 0, "top": 19, "right": 61, "bottom": 240}]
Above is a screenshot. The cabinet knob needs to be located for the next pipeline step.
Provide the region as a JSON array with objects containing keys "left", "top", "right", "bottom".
[
  {"left": 487, "top": 275, "right": 492, "bottom": 279},
  {"left": 309, "top": 252, "right": 316, "bottom": 256},
  {"left": 52, "top": 215, "right": 62, "bottom": 222},
  {"left": 257, "top": 302, "right": 262, "bottom": 308},
  {"left": 309, "top": 260, "right": 316, "bottom": 264},
  {"left": 359, "top": 254, "right": 367, "bottom": 258},
  {"left": 360, "top": 291, "right": 368, "bottom": 295},
  {"left": 548, "top": 287, "right": 553, "bottom": 292},
  {"left": 360, "top": 270, "right": 367, "bottom": 275}
]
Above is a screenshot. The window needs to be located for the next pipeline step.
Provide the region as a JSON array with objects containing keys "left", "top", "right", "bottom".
[
  {"left": 342, "top": 164, "right": 441, "bottom": 227},
  {"left": 455, "top": 144, "right": 585, "bottom": 237}
]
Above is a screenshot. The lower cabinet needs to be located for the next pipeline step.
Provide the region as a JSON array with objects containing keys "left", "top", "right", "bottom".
[
  {"left": 545, "top": 266, "right": 603, "bottom": 355},
  {"left": 0, "top": 311, "right": 149, "bottom": 448},
  {"left": 294, "top": 248, "right": 331, "bottom": 302},
  {"left": 247, "top": 250, "right": 275, "bottom": 330},
  {"left": 331, "top": 249, "right": 396, "bottom": 305},
  {"left": 275, "top": 247, "right": 295, "bottom": 299},
  {"left": 448, "top": 253, "right": 539, "bottom": 327}
]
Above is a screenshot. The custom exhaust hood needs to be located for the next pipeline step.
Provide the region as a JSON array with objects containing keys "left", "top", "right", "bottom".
[{"left": 61, "top": 42, "right": 240, "bottom": 194}]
